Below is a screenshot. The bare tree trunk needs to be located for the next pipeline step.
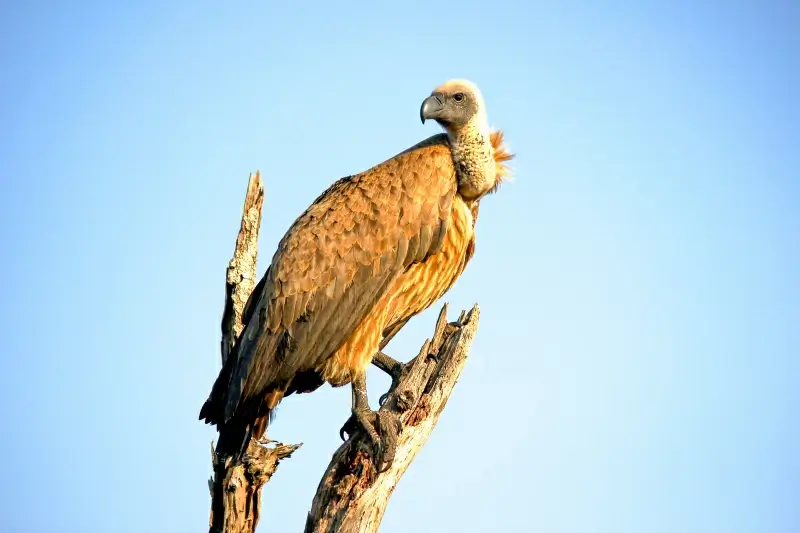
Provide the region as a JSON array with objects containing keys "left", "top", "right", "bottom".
[
  {"left": 304, "top": 304, "right": 480, "bottom": 533},
  {"left": 206, "top": 173, "right": 480, "bottom": 533},
  {"left": 207, "top": 172, "right": 301, "bottom": 533}
]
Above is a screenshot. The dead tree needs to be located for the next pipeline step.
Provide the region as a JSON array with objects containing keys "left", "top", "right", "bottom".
[
  {"left": 207, "top": 172, "right": 302, "bottom": 533},
  {"left": 207, "top": 173, "right": 481, "bottom": 533}
]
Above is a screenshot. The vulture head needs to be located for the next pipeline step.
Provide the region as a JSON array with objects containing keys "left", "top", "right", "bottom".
[
  {"left": 421, "top": 79, "right": 513, "bottom": 199},
  {"left": 420, "top": 79, "right": 488, "bottom": 133}
]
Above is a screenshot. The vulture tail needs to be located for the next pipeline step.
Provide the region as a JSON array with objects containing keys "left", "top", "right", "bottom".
[
  {"left": 209, "top": 390, "right": 285, "bottom": 463},
  {"left": 213, "top": 417, "right": 261, "bottom": 462}
]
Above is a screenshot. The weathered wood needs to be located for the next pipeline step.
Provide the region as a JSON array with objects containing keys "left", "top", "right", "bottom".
[
  {"left": 304, "top": 303, "right": 481, "bottom": 533},
  {"left": 208, "top": 171, "right": 300, "bottom": 533},
  {"left": 209, "top": 439, "right": 301, "bottom": 533},
  {"left": 220, "top": 171, "right": 264, "bottom": 367}
]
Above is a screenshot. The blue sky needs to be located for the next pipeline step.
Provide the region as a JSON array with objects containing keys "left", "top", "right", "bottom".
[{"left": 1, "top": 1, "right": 798, "bottom": 532}]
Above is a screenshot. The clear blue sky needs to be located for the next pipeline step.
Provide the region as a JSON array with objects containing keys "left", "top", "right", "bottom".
[{"left": 1, "top": 1, "right": 797, "bottom": 532}]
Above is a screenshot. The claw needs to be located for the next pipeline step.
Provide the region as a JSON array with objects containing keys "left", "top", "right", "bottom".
[
  {"left": 376, "top": 415, "right": 401, "bottom": 472},
  {"left": 338, "top": 407, "right": 400, "bottom": 471},
  {"left": 378, "top": 391, "right": 391, "bottom": 407},
  {"left": 339, "top": 416, "right": 354, "bottom": 442},
  {"left": 341, "top": 375, "right": 402, "bottom": 471},
  {"left": 373, "top": 351, "right": 413, "bottom": 408}
]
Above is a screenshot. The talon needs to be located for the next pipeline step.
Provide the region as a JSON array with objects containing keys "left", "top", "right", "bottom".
[
  {"left": 375, "top": 411, "right": 401, "bottom": 472},
  {"left": 354, "top": 408, "right": 382, "bottom": 450},
  {"left": 378, "top": 392, "right": 391, "bottom": 407},
  {"left": 339, "top": 414, "right": 357, "bottom": 441},
  {"left": 346, "top": 373, "right": 400, "bottom": 470},
  {"left": 372, "top": 352, "right": 414, "bottom": 408},
  {"left": 342, "top": 407, "right": 400, "bottom": 470}
]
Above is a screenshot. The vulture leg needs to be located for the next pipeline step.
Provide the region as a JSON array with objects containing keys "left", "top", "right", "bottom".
[
  {"left": 373, "top": 351, "right": 413, "bottom": 406},
  {"left": 373, "top": 351, "right": 404, "bottom": 376},
  {"left": 339, "top": 373, "right": 400, "bottom": 472}
]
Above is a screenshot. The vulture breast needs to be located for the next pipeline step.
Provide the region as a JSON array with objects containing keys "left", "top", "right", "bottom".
[{"left": 318, "top": 196, "right": 475, "bottom": 386}]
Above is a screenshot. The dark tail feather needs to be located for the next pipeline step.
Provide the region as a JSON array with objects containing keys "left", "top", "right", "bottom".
[
  {"left": 214, "top": 418, "right": 257, "bottom": 463},
  {"left": 203, "top": 390, "right": 283, "bottom": 464},
  {"left": 199, "top": 353, "right": 234, "bottom": 426},
  {"left": 198, "top": 397, "right": 221, "bottom": 425},
  {"left": 213, "top": 414, "right": 271, "bottom": 463}
]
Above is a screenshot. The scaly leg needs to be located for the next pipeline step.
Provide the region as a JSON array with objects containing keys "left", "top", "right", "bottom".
[
  {"left": 339, "top": 373, "right": 399, "bottom": 472},
  {"left": 372, "top": 351, "right": 404, "bottom": 377},
  {"left": 372, "top": 351, "right": 417, "bottom": 406}
]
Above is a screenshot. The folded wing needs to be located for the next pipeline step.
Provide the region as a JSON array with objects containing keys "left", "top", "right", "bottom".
[{"left": 217, "top": 134, "right": 457, "bottom": 423}]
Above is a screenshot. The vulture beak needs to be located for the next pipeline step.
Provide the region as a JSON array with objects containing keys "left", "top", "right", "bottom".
[{"left": 420, "top": 93, "right": 445, "bottom": 124}]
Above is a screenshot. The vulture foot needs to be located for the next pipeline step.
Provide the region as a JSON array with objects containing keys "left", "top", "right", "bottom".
[
  {"left": 373, "top": 351, "right": 412, "bottom": 406},
  {"left": 339, "top": 373, "right": 401, "bottom": 472}
]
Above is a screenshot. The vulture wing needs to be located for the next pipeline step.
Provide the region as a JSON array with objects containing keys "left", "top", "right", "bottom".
[{"left": 221, "top": 134, "right": 456, "bottom": 422}]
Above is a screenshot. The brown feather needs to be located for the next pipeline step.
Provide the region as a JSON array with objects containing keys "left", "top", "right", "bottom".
[{"left": 218, "top": 134, "right": 458, "bottom": 423}]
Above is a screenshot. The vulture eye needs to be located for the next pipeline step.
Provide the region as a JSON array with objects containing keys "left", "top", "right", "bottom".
[{"left": 453, "top": 93, "right": 465, "bottom": 102}]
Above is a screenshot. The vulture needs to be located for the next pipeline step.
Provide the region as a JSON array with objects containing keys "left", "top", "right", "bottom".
[{"left": 200, "top": 79, "right": 513, "bottom": 468}]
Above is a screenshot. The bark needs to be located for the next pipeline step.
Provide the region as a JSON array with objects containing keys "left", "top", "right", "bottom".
[
  {"left": 208, "top": 172, "right": 301, "bottom": 533},
  {"left": 219, "top": 171, "right": 265, "bottom": 366},
  {"left": 304, "top": 303, "right": 481, "bottom": 533}
]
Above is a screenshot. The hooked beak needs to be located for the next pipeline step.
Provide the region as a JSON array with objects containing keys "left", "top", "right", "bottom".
[{"left": 420, "top": 93, "right": 445, "bottom": 124}]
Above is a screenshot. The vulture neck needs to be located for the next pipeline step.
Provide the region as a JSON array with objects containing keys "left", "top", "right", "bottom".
[{"left": 446, "top": 121, "right": 496, "bottom": 201}]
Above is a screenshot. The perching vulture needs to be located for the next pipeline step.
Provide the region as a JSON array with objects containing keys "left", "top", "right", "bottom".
[{"left": 200, "top": 79, "right": 513, "bottom": 468}]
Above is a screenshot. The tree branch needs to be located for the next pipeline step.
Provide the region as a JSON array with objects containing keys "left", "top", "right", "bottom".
[
  {"left": 208, "top": 171, "right": 301, "bottom": 533},
  {"left": 304, "top": 303, "right": 481, "bottom": 533},
  {"left": 220, "top": 171, "right": 264, "bottom": 367}
]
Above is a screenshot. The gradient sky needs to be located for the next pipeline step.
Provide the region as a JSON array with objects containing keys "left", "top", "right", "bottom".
[{"left": 1, "top": 1, "right": 798, "bottom": 532}]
